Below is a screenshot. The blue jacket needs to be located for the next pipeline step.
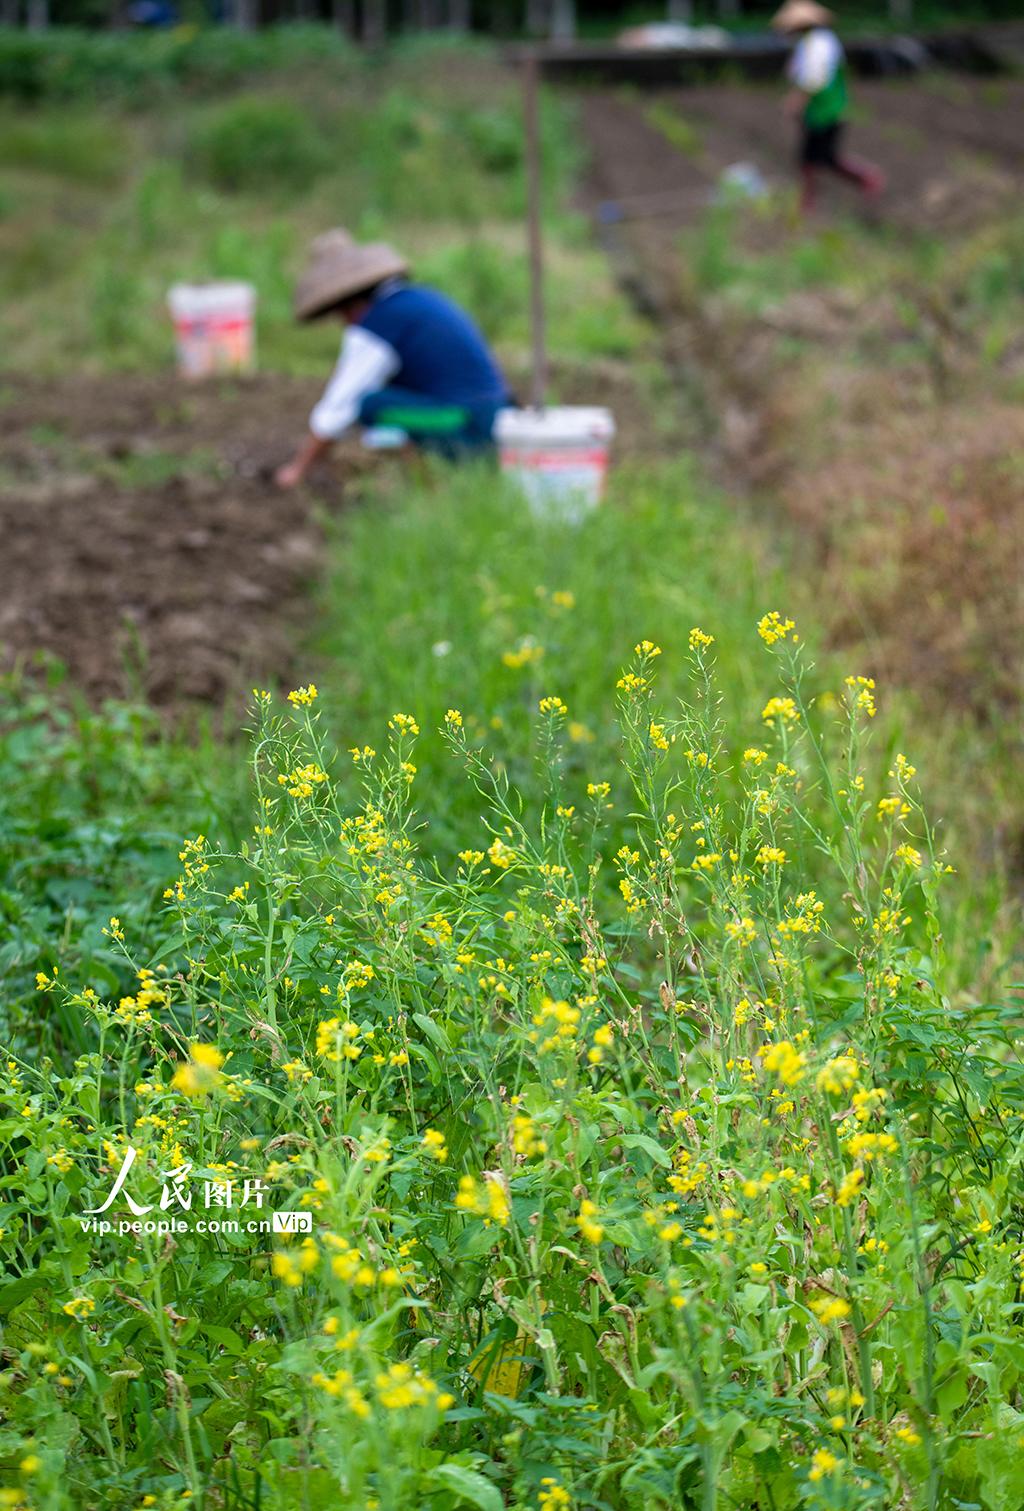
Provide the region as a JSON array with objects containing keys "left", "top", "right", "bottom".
[{"left": 359, "top": 283, "right": 512, "bottom": 409}]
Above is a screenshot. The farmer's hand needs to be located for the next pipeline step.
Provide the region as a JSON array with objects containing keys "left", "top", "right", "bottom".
[
  {"left": 274, "top": 460, "right": 305, "bottom": 490},
  {"left": 275, "top": 434, "right": 331, "bottom": 490}
]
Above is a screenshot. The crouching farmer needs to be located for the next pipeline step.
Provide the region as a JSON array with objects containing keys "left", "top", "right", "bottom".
[{"left": 275, "top": 229, "right": 513, "bottom": 488}]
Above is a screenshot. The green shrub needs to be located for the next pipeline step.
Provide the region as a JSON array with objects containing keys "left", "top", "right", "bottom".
[
  {"left": 419, "top": 238, "right": 525, "bottom": 341},
  {"left": 0, "top": 107, "right": 127, "bottom": 184},
  {"left": 0, "top": 24, "right": 356, "bottom": 104},
  {"left": 187, "top": 94, "right": 330, "bottom": 194}
]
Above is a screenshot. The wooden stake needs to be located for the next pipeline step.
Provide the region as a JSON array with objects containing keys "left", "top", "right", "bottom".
[{"left": 523, "top": 52, "right": 547, "bottom": 410}]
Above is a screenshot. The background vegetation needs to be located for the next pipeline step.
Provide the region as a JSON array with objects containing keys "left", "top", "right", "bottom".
[{"left": 1, "top": 26, "right": 1022, "bottom": 1511}]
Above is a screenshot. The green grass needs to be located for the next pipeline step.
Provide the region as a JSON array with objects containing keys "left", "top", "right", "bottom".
[
  {"left": 0, "top": 33, "right": 1022, "bottom": 1506},
  {"left": 0, "top": 46, "right": 645, "bottom": 376},
  {"left": 2, "top": 455, "right": 1022, "bottom": 1510},
  {"left": 3, "top": 455, "right": 1011, "bottom": 1052}
]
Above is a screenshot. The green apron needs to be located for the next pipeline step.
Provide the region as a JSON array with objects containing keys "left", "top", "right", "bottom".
[{"left": 804, "top": 61, "right": 848, "bottom": 130}]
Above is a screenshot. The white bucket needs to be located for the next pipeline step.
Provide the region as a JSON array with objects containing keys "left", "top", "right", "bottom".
[
  {"left": 167, "top": 281, "right": 256, "bottom": 379},
  {"left": 495, "top": 406, "right": 615, "bottom": 523}
]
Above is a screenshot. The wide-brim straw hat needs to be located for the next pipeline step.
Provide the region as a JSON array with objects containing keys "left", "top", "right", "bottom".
[
  {"left": 295, "top": 229, "right": 409, "bottom": 322},
  {"left": 772, "top": 0, "right": 834, "bottom": 31}
]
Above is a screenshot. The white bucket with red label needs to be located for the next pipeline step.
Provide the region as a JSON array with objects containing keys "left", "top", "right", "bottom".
[
  {"left": 495, "top": 406, "right": 615, "bottom": 523},
  {"left": 167, "top": 281, "right": 256, "bottom": 379}
]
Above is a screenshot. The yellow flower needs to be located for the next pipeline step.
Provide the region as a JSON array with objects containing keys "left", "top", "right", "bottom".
[
  {"left": 844, "top": 1131, "right": 898, "bottom": 1161},
  {"left": 836, "top": 1168, "right": 864, "bottom": 1207},
  {"left": 456, "top": 1174, "right": 510, "bottom": 1227},
  {"left": 502, "top": 641, "right": 544, "bottom": 670},
  {"left": 577, "top": 1199, "right": 604, "bottom": 1244},
  {"left": 894, "top": 1425, "right": 922, "bottom": 1447},
  {"left": 760, "top": 1040, "right": 806, "bottom": 1086},
  {"left": 895, "top": 843, "right": 922, "bottom": 868},
  {"left": 63, "top": 1296, "right": 95, "bottom": 1320},
  {"left": 755, "top": 845, "right": 786, "bottom": 867},
  {"left": 287, "top": 683, "right": 318, "bottom": 707},
  {"left": 511, "top": 1113, "right": 546, "bottom": 1157},
  {"left": 444, "top": 708, "right": 463, "bottom": 729},
  {"left": 810, "top": 1296, "right": 850, "bottom": 1325},
  {"left": 634, "top": 640, "right": 661, "bottom": 658},
  {"left": 761, "top": 696, "right": 799, "bottom": 727},
  {"left": 877, "top": 795, "right": 910, "bottom": 819},
  {"left": 844, "top": 674, "right": 877, "bottom": 718},
  {"left": 808, "top": 1448, "right": 841, "bottom": 1482},
  {"left": 538, "top": 695, "right": 568, "bottom": 717},
  {"left": 277, "top": 762, "right": 328, "bottom": 800},
  {"left": 688, "top": 627, "right": 715, "bottom": 651},
  {"left": 171, "top": 1043, "right": 225, "bottom": 1098},
  {"left": 725, "top": 916, "right": 756, "bottom": 947},
  {"left": 538, "top": 1479, "right": 572, "bottom": 1509},
  {"left": 816, "top": 1055, "right": 860, "bottom": 1096},
  {"left": 421, "top": 1129, "right": 448, "bottom": 1163},
  {"left": 487, "top": 837, "right": 516, "bottom": 871},
  {"left": 757, "top": 611, "right": 796, "bottom": 647}
]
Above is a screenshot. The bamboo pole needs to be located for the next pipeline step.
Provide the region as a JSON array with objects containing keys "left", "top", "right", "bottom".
[{"left": 523, "top": 51, "right": 547, "bottom": 410}]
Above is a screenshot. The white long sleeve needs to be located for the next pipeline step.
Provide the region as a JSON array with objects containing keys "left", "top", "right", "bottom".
[
  {"left": 789, "top": 28, "right": 842, "bottom": 92},
  {"left": 308, "top": 325, "right": 401, "bottom": 441}
]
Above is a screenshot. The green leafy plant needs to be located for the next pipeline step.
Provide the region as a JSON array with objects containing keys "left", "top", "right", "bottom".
[{"left": 187, "top": 96, "right": 331, "bottom": 195}]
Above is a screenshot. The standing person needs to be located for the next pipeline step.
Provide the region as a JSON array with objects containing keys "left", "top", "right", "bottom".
[
  {"left": 773, "top": 1, "right": 885, "bottom": 216},
  {"left": 275, "top": 229, "right": 513, "bottom": 489}
]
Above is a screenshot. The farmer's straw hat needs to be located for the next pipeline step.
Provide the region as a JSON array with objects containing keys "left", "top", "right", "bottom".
[
  {"left": 295, "top": 229, "right": 409, "bottom": 322},
  {"left": 772, "top": 0, "right": 834, "bottom": 31}
]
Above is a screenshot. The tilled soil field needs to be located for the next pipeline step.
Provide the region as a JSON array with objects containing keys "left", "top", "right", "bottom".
[
  {"left": 0, "top": 359, "right": 652, "bottom": 709},
  {"left": 578, "top": 74, "right": 1024, "bottom": 719},
  {"left": 580, "top": 74, "right": 1024, "bottom": 242},
  {"left": 0, "top": 374, "right": 361, "bottom": 707}
]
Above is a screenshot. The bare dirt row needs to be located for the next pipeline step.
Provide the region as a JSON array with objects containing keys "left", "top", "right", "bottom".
[{"left": 0, "top": 375, "right": 355, "bottom": 706}]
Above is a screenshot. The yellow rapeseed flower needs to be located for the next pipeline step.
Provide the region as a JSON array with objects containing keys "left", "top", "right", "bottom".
[
  {"left": 171, "top": 1043, "right": 225, "bottom": 1098},
  {"left": 757, "top": 611, "right": 796, "bottom": 647}
]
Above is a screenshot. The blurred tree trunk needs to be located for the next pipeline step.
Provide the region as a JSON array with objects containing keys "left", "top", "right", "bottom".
[
  {"left": 668, "top": 0, "right": 693, "bottom": 20},
  {"left": 446, "top": 0, "right": 470, "bottom": 29},
  {"left": 26, "top": 0, "right": 48, "bottom": 26},
  {"left": 232, "top": 0, "right": 258, "bottom": 27},
  {"left": 550, "top": 0, "right": 573, "bottom": 39},
  {"left": 404, "top": 0, "right": 442, "bottom": 26},
  {"left": 526, "top": 0, "right": 547, "bottom": 35},
  {"left": 363, "top": 0, "right": 387, "bottom": 42},
  {"left": 715, "top": 0, "right": 739, "bottom": 16},
  {"left": 0, "top": 0, "right": 19, "bottom": 23},
  {"left": 332, "top": 0, "right": 355, "bottom": 31},
  {"left": 889, "top": 0, "right": 912, "bottom": 22}
]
